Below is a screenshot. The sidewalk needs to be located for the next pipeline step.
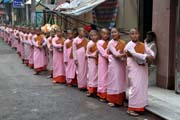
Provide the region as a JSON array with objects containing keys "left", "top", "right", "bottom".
[{"left": 147, "top": 86, "right": 180, "bottom": 120}]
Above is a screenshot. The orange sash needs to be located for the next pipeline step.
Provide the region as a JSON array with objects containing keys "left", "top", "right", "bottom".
[
  {"left": 49, "top": 39, "right": 52, "bottom": 44},
  {"left": 76, "top": 38, "right": 88, "bottom": 50},
  {"left": 89, "top": 43, "right": 97, "bottom": 53},
  {"left": 128, "top": 41, "right": 145, "bottom": 66},
  {"left": 55, "top": 38, "right": 65, "bottom": 45},
  {"left": 89, "top": 43, "right": 98, "bottom": 65},
  {"left": 69, "top": 38, "right": 88, "bottom": 59},
  {"left": 102, "top": 41, "right": 108, "bottom": 49},
  {"left": 135, "top": 42, "right": 145, "bottom": 54},
  {"left": 35, "top": 35, "right": 44, "bottom": 46},
  {"left": 108, "top": 39, "right": 126, "bottom": 54},
  {"left": 25, "top": 36, "right": 28, "bottom": 40},
  {"left": 66, "top": 40, "right": 73, "bottom": 49},
  {"left": 115, "top": 40, "right": 126, "bottom": 52}
]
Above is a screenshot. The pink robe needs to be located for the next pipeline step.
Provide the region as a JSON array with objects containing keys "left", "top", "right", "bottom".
[
  {"left": 97, "top": 40, "right": 109, "bottom": 99},
  {"left": 52, "top": 36, "right": 66, "bottom": 83},
  {"left": 32, "top": 35, "right": 47, "bottom": 72},
  {"left": 107, "top": 39, "right": 126, "bottom": 105},
  {"left": 23, "top": 33, "right": 30, "bottom": 64},
  {"left": 86, "top": 40, "right": 98, "bottom": 94},
  {"left": 19, "top": 32, "right": 25, "bottom": 60},
  {"left": 124, "top": 40, "right": 154, "bottom": 111},
  {"left": 13, "top": 30, "right": 19, "bottom": 50},
  {"left": 27, "top": 33, "right": 34, "bottom": 68},
  {"left": 73, "top": 37, "right": 88, "bottom": 89},
  {"left": 16, "top": 31, "right": 21, "bottom": 56},
  {"left": 64, "top": 39, "right": 76, "bottom": 84},
  {"left": 11, "top": 31, "right": 16, "bottom": 48},
  {"left": 46, "top": 36, "right": 53, "bottom": 73}
]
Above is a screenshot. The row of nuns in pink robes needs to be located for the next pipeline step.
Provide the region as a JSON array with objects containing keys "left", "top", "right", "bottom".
[
  {"left": 63, "top": 38, "right": 77, "bottom": 85},
  {"left": 73, "top": 36, "right": 88, "bottom": 89},
  {"left": 46, "top": 36, "right": 53, "bottom": 75},
  {"left": 52, "top": 36, "right": 66, "bottom": 83},
  {"left": 96, "top": 40, "right": 109, "bottom": 100},
  {"left": 107, "top": 39, "right": 126, "bottom": 105},
  {"left": 32, "top": 34, "right": 47, "bottom": 73},
  {"left": 86, "top": 40, "right": 98, "bottom": 94},
  {"left": 124, "top": 40, "right": 155, "bottom": 112}
]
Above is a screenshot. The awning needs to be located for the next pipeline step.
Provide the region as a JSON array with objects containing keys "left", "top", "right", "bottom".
[
  {"left": 25, "top": 0, "right": 41, "bottom": 5},
  {"left": 3, "top": 0, "right": 13, "bottom": 3},
  {"left": 56, "top": 0, "right": 106, "bottom": 16},
  {"left": 39, "top": 2, "right": 57, "bottom": 11}
]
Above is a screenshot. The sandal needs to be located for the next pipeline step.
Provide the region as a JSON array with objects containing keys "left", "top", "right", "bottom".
[
  {"left": 127, "top": 110, "right": 139, "bottom": 117},
  {"left": 108, "top": 103, "right": 115, "bottom": 107},
  {"left": 86, "top": 93, "right": 92, "bottom": 97},
  {"left": 99, "top": 99, "right": 106, "bottom": 102}
]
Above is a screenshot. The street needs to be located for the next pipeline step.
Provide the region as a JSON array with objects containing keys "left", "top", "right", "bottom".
[{"left": 0, "top": 39, "right": 162, "bottom": 120}]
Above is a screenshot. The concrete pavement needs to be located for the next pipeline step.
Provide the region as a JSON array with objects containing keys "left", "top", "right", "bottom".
[{"left": 0, "top": 39, "right": 161, "bottom": 120}]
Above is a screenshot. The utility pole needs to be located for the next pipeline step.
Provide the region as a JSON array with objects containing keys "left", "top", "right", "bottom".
[
  {"left": 31, "top": 0, "right": 36, "bottom": 28},
  {"left": 26, "top": 4, "right": 29, "bottom": 25}
]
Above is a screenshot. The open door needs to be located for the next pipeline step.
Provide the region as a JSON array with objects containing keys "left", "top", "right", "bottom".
[{"left": 138, "top": 0, "right": 153, "bottom": 40}]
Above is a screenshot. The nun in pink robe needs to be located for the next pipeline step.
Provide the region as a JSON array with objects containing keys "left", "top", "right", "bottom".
[
  {"left": 64, "top": 37, "right": 76, "bottom": 85},
  {"left": 125, "top": 43, "right": 155, "bottom": 110},
  {"left": 11, "top": 30, "right": 16, "bottom": 49},
  {"left": 27, "top": 32, "right": 34, "bottom": 68},
  {"left": 97, "top": 39, "right": 109, "bottom": 100},
  {"left": 32, "top": 34, "right": 47, "bottom": 74},
  {"left": 107, "top": 39, "right": 126, "bottom": 106},
  {"left": 19, "top": 31, "right": 25, "bottom": 61},
  {"left": 73, "top": 32, "right": 88, "bottom": 89},
  {"left": 52, "top": 34, "right": 66, "bottom": 83},
  {"left": 124, "top": 29, "right": 155, "bottom": 115},
  {"left": 23, "top": 33, "right": 30, "bottom": 65},
  {"left": 15, "top": 31, "right": 21, "bottom": 56},
  {"left": 46, "top": 36, "right": 53, "bottom": 77},
  {"left": 86, "top": 40, "right": 98, "bottom": 95}
]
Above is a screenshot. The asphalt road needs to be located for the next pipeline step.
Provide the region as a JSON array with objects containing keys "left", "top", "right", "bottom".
[{"left": 0, "top": 39, "right": 162, "bottom": 120}]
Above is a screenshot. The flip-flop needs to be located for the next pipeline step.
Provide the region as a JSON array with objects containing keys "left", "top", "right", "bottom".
[
  {"left": 108, "top": 103, "right": 115, "bottom": 107},
  {"left": 127, "top": 111, "right": 139, "bottom": 117}
]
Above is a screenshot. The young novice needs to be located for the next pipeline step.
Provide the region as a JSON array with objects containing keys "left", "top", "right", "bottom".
[
  {"left": 72, "top": 28, "right": 88, "bottom": 90},
  {"left": 27, "top": 28, "right": 34, "bottom": 69},
  {"left": 23, "top": 28, "right": 30, "bottom": 66},
  {"left": 46, "top": 31, "right": 55, "bottom": 78},
  {"left": 52, "top": 29, "right": 66, "bottom": 83},
  {"left": 97, "top": 28, "right": 109, "bottom": 101},
  {"left": 124, "top": 28, "right": 154, "bottom": 116},
  {"left": 107, "top": 28, "right": 127, "bottom": 107},
  {"left": 86, "top": 30, "right": 99, "bottom": 97},
  {"left": 64, "top": 30, "right": 77, "bottom": 86},
  {"left": 144, "top": 31, "right": 157, "bottom": 61},
  {"left": 32, "top": 29, "right": 47, "bottom": 75}
]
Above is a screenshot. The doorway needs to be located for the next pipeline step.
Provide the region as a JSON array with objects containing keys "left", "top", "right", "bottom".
[{"left": 138, "top": 0, "right": 153, "bottom": 40}]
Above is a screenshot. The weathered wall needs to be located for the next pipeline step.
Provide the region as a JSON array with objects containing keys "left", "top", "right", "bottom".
[{"left": 152, "top": 0, "right": 178, "bottom": 89}]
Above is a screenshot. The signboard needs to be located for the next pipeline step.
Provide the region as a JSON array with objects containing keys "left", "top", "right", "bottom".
[{"left": 13, "top": 0, "right": 24, "bottom": 8}]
